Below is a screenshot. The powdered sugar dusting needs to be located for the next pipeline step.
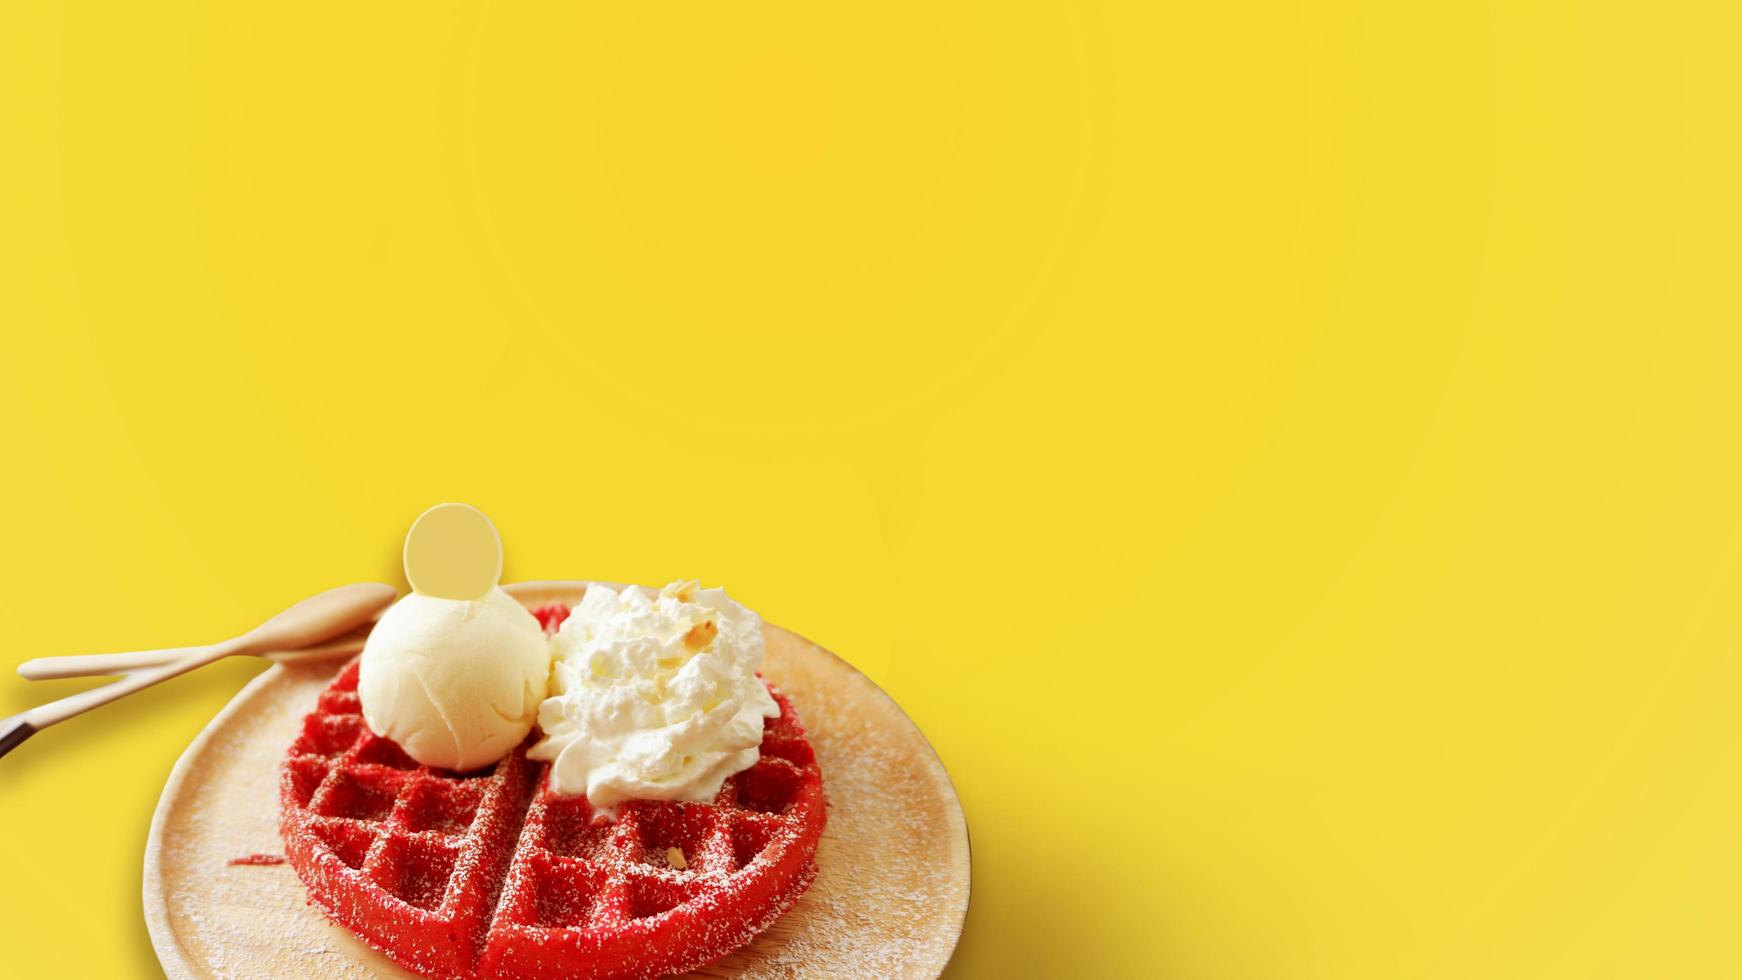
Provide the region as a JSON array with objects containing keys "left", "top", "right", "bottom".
[
  {"left": 152, "top": 665, "right": 428, "bottom": 980},
  {"left": 710, "top": 675, "right": 966, "bottom": 980}
]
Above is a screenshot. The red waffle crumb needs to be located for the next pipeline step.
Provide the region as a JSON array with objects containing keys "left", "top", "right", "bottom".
[
  {"left": 227, "top": 853, "right": 286, "bottom": 867},
  {"left": 530, "top": 603, "right": 571, "bottom": 633},
  {"left": 279, "top": 658, "right": 827, "bottom": 980}
]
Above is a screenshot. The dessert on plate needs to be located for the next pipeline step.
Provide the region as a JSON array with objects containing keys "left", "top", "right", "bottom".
[{"left": 277, "top": 505, "right": 827, "bottom": 979}]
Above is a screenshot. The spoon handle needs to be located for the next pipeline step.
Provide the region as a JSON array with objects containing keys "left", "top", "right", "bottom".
[
  {"left": 16, "top": 625, "right": 374, "bottom": 681},
  {"left": 0, "top": 718, "right": 35, "bottom": 759},
  {"left": 16, "top": 644, "right": 214, "bottom": 681},
  {"left": 0, "top": 583, "right": 398, "bottom": 761},
  {"left": 0, "top": 637, "right": 249, "bottom": 759}
]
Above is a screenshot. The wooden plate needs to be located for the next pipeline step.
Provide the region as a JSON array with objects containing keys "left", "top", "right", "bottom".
[{"left": 144, "top": 582, "right": 970, "bottom": 979}]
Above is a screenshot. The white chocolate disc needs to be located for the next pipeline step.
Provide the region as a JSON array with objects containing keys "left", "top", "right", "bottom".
[{"left": 402, "top": 503, "right": 503, "bottom": 600}]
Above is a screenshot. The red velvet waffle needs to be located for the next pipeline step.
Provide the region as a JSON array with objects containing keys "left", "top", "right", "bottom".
[{"left": 279, "top": 618, "right": 826, "bottom": 980}]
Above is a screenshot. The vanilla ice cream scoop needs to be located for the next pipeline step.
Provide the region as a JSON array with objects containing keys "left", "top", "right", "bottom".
[
  {"left": 529, "top": 581, "right": 780, "bottom": 810},
  {"left": 357, "top": 504, "right": 552, "bottom": 771},
  {"left": 359, "top": 587, "right": 550, "bottom": 770}
]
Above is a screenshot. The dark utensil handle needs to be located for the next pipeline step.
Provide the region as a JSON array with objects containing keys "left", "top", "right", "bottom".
[{"left": 0, "top": 719, "right": 38, "bottom": 760}]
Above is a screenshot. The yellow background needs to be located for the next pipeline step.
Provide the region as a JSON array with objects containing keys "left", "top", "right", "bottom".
[{"left": 2, "top": 1, "right": 1740, "bottom": 976}]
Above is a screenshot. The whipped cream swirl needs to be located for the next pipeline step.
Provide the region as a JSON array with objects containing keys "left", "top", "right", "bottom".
[{"left": 529, "top": 581, "right": 779, "bottom": 810}]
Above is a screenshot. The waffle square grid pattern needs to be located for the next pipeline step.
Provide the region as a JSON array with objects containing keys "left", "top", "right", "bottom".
[{"left": 279, "top": 652, "right": 827, "bottom": 980}]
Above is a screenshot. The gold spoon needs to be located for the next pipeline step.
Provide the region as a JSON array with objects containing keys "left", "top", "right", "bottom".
[{"left": 0, "top": 582, "right": 397, "bottom": 759}]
